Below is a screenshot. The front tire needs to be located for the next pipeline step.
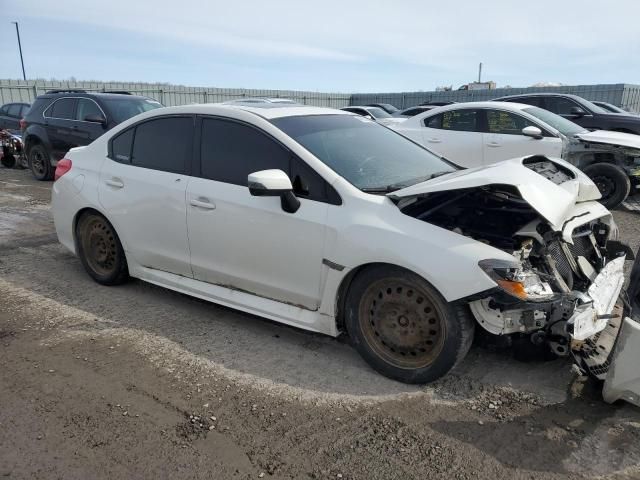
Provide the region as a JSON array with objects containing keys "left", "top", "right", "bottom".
[
  {"left": 344, "top": 265, "right": 474, "bottom": 384},
  {"left": 583, "top": 163, "right": 630, "bottom": 209},
  {"left": 76, "top": 212, "right": 129, "bottom": 285},
  {"left": 28, "top": 144, "right": 53, "bottom": 181}
]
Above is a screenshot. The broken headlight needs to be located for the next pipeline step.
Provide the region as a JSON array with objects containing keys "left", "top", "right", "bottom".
[{"left": 479, "top": 259, "right": 555, "bottom": 302}]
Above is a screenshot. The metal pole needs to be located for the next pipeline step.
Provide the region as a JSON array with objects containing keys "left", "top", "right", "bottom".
[
  {"left": 12, "top": 22, "right": 27, "bottom": 81},
  {"left": 478, "top": 62, "right": 482, "bottom": 83}
]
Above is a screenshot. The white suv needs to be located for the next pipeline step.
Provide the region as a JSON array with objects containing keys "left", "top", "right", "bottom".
[{"left": 52, "top": 104, "right": 628, "bottom": 385}]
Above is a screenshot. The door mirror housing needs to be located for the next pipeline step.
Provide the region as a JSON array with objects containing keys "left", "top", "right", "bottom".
[
  {"left": 248, "top": 169, "right": 300, "bottom": 213},
  {"left": 522, "top": 126, "right": 543, "bottom": 139},
  {"left": 569, "top": 106, "right": 586, "bottom": 118},
  {"left": 84, "top": 114, "right": 107, "bottom": 125}
]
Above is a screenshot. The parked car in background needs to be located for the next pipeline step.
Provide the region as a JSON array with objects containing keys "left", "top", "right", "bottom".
[
  {"left": 22, "top": 90, "right": 163, "bottom": 180},
  {"left": 51, "top": 103, "right": 631, "bottom": 394},
  {"left": 390, "top": 101, "right": 640, "bottom": 208},
  {"left": 0, "top": 102, "right": 30, "bottom": 132},
  {"left": 494, "top": 93, "right": 640, "bottom": 134},
  {"left": 364, "top": 103, "right": 400, "bottom": 114},
  {"left": 223, "top": 98, "right": 299, "bottom": 105},
  {"left": 393, "top": 105, "right": 436, "bottom": 118},
  {"left": 592, "top": 101, "right": 635, "bottom": 115},
  {"left": 340, "top": 106, "right": 404, "bottom": 126}
]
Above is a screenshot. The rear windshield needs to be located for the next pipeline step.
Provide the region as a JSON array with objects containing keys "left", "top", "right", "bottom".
[{"left": 102, "top": 98, "right": 163, "bottom": 123}]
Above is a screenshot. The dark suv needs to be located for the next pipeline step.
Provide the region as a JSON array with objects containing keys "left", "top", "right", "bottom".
[
  {"left": 22, "top": 90, "right": 163, "bottom": 180},
  {"left": 494, "top": 93, "right": 640, "bottom": 134}
]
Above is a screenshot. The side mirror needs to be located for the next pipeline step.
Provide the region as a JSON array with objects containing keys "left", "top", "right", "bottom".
[
  {"left": 522, "top": 126, "right": 543, "bottom": 139},
  {"left": 365, "top": 115, "right": 375, "bottom": 121},
  {"left": 569, "top": 106, "right": 586, "bottom": 117},
  {"left": 84, "top": 114, "right": 107, "bottom": 125},
  {"left": 248, "top": 169, "right": 300, "bottom": 213}
]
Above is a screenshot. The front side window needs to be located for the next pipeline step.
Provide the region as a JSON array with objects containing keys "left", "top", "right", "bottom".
[
  {"left": 486, "top": 110, "right": 536, "bottom": 135},
  {"left": 130, "top": 116, "right": 192, "bottom": 173},
  {"left": 76, "top": 99, "right": 104, "bottom": 121},
  {"left": 272, "top": 114, "right": 456, "bottom": 191},
  {"left": 440, "top": 109, "right": 480, "bottom": 132},
  {"left": 47, "top": 98, "right": 77, "bottom": 119},
  {"left": 200, "top": 118, "right": 290, "bottom": 186},
  {"left": 545, "top": 97, "right": 587, "bottom": 116}
]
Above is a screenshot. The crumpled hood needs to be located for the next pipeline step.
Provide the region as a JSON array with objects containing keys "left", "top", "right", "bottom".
[
  {"left": 575, "top": 130, "right": 640, "bottom": 150},
  {"left": 388, "top": 156, "right": 602, "bottom": 230}
]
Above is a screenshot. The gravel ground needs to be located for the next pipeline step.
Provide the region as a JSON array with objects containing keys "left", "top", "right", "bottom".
[{"left": 1, "top": 166, "right": 640, "bottom": 479}]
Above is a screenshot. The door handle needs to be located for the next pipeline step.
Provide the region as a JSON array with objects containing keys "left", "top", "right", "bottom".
[
  {"left": 427, "top": 138, "right": 442, "bottom": 143},
  {"left": 487, "top": 142, "right": 501, "bottom": 147},
  {"left": 105, "top": 178, "right": 124, "bottom": 189},
  {"left": 190, "top": 198, "right": 216, "bottom": 210}
]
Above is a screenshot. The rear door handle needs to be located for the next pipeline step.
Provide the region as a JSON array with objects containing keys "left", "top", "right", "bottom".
[
  {"left": 105, "top": 178, "right": 124, "bottom": 189},
  {"left": 487, "top": 142, "right": 501, "bottom": 147},
  {"left": 190, "top": 198, "right": 216, "bottom": 210},
  {"left": 427, "top": 138, "right": 442, "bottom": 143}
]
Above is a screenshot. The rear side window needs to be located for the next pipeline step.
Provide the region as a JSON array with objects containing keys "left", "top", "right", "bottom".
[
  {"left": 200, "top": 118, "right": 290, "bottom": 186},
  {"left": 20, "top": 105, "right": 29, "bottom": 117},
  {"left": 486, "top": 110, "right": 536, "bottom": 135},
  {"left": 0, "top": 105, "right": 8, "bottom": 116},
  {"left": 440, "top": 109, "right": 480, "bottom": 132},
  {"left": 130, "top": 117, "right": 192, "bottom": 173},
  {"left": 111, "top": 128, "right": 134, "bottom": 163},
  {"left": 47, "top": 98, "right": 77, "bottom": 119},
  {"left": 7, "top": 104, "right": 22, "bottom": 117}
]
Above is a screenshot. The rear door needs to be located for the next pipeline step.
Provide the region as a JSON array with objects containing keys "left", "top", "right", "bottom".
[
  {"left": 482, "top": 108, "right": 562, "bottom": 164},
  {"left": 73, "top": 98, "right": 108, "bottom": 144},
  {"left": 420, "top": 108, "right": 484, "bottom": 167},
  {"left": 43, "top": 97, "right": 78, "bottom": 160},
  {"left": 98, "top": 115, "right": 194, "bottom": 277}
]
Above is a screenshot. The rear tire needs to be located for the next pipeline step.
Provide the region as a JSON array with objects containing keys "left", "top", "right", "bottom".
[
  {"left": 583, "top": 163, "right": 630, "bottom": 209},
  {"left": 344, "top": 265, "right": 474, "bottom": 384},
  {"left": 28, "top": 144, "right": 53, "bottom": 181},
  {"left": 76, "top": 212, "right": 129, "bottom": 286}
]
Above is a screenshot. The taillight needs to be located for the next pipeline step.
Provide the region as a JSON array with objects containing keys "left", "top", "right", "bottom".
[
  {"left": 54, "top": 158, "right": 72, "bottom": 181},
  {"left": 19, "top": 118, "right": 26, "bottom": 130}
]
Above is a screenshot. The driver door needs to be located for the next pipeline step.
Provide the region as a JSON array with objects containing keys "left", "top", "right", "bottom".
[{"left": 186, "top": 117, "right": 333, "bottom": 310}]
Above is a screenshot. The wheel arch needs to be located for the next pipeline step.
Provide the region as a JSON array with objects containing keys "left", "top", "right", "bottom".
[{"left": 72, "top": 206, "right": 129, "bottom": 255}]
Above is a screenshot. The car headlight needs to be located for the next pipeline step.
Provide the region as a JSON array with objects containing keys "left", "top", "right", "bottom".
[{"left": 479, "top": 259, "right": 555, "bottom": 301}]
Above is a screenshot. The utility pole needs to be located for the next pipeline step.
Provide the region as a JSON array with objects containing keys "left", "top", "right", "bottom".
[
  {"left": 478, "top": 62, "right": 482, "bottom": 83},
  {"left": 12, "top": 21, "right": 26, "bottom": 81}
]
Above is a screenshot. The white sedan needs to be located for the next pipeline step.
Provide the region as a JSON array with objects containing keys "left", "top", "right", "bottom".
[
  {"left": 390, "top": 101, "right": 640, "bottom": 208},
  {"left": 51, "top": 104, "right": 631, "bottom": 390}
]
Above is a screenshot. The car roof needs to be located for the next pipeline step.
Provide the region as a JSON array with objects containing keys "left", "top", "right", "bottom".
[
  {"left": 496, "top": 92, "right": 584, "bottom": 101},
  {"left": 423, "top": 101, "right": 538, "bottom": 112},
  {"left": 133, "top": 103, "right": 349, "bottom": 120},
  {"left": 36, "top": 91, "right": 153, "bottom": 102}
]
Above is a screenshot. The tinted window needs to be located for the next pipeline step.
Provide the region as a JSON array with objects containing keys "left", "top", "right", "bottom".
[
  {"left": 486, "top": 110, "right": 535, "bottom": 135},
  {"left": 7, "top": 104, "right": 22, "bottom": 117},
  {"left": 522, "top": 107, "right": 586, "bottom": 137},
  {"left": 425, "top": 114, "right": 442, "bottom": 128},
  {"left": 440, "top": 109, "right": 479, "bottom": 132},
  {"left": 0, "top": 105, "right": 8, "bottom": 116},
  {"left": 20, "top": 105, "right": 30, "bottom": 117},
  {"left": 506, "top": 97, "right": 543, "bottom": 107},
  {"left": 101, "top": 97, "right": 163, "bottom": 124},
  {"left": 272, "top": 114, "right": 456, "bottom": 191},
  {"left": 110, "top": 128, "right": 134, "bottom": 163},
  {"left": 200, "top": 118, "right": 290, "bottom": 186},
  {"left": 76, "top": 99, "right": 104, "bottom": 121},
  {"left": 48, "top": 98, "right": 76, "bottom": 119},
  {"left": 545, "top": 97, "right": 581, "bottom": 115},
  {"left": 131, "top": 117, "right": 192, "bottom": 173}
]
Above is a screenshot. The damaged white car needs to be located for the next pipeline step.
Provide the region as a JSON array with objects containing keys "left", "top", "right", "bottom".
[{"left": 51, "top": 105, "right": 638, "bottom": 405}]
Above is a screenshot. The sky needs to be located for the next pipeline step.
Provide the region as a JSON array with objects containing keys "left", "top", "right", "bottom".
[{"left": 1, "top": 0, "right": 639, "bottom": 93}]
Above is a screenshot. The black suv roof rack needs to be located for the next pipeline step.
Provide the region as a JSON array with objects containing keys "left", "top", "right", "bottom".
[
  {"left": 102, "top": 91, "right": 132, "bottom": 95},
  {"left": 45, "top": 89, "right": 88, "bottom": 94}
]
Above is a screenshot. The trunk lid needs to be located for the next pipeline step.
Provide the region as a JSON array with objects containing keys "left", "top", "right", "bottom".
[{"left": 388, "top": 156, "right": 601, "bottom": 230}]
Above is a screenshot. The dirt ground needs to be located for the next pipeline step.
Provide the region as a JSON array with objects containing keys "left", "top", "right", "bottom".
[{"left": 1, "top": 166, "right": 640, "bottom": 480}]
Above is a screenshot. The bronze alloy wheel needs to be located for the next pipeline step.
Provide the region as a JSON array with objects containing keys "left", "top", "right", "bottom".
[
  {"left": 358, "top": 277, "right": 446, "bottom": 369},
  {"left": 80, "top": 217, "right": 119, "bottom": 277}
]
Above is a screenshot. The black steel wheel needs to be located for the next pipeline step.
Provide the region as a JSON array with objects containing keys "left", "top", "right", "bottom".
[
  {"left": 344, "top": 265, "right": 474, "bottom": 383},
  {"left": 76, "top": 212, "right": 129, "bottom": 285},
  {"left": 583, "top": 163, "right": 631, "bottom": 209},
  {"left": 28, "top": 144, "right": 53, "bottom": 181}
]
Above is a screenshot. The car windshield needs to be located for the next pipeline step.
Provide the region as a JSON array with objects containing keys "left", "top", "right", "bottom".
[
  {"left": 366, "top": 107, "right": 392, "bottom": 119},
  {"left": 522, "top": 107, "right": 587, "bottom": 137},
  {"left": 272, "top": 114, "right": 456, "bottom": 191},
  {"left": 102, "top": 97, "right": 163, "bottom": 123}
]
